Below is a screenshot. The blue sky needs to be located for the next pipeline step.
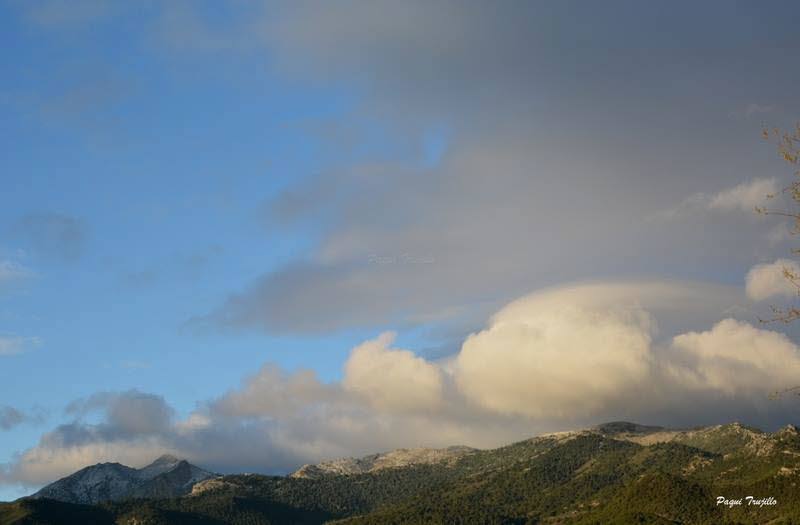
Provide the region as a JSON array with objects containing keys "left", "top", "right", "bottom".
[{"left": 2, "top": 0, "right": 800, "bottom": 502}]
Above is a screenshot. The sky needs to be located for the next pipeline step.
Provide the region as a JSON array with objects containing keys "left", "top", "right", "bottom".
[{"left": 2, "top": 0, "right": 800, "bottom": 502}]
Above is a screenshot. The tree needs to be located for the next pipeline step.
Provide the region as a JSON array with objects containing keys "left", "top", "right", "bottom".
[
  {"left": 756, "top": 123, "right": 800, "bottom": 400},
  {"left": 755, "top": 123, "right": 800, "bottom": 323}
]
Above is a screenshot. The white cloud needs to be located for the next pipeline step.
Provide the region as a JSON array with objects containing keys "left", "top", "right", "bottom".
[
  {"left": 746, "top": 258, "right": 800, "bottom": 301},
  {"left": 454, "top": 284, "right": 654, "bottom": 418},
  {"left": 449, "top": 281, "right": 787, "bottom": 420},
  {"left": 667, "top": 319, "right": 800, "bottom": 396},
  {"left": 343, "top": 332, "right": 444, "bottom": 412},
  {"left": 656, "top": 178, "right": 778, "bottom": 221},
  {"left": 708, "top": 178, "right": 778, "bottom": 213}
]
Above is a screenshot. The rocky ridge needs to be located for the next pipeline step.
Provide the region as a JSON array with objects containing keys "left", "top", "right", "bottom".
[
  {"left": 30, "top": 454, "right": 215, "bottom": 505},
  {"left": 291, "top": 445, "right": 476, "bottom": 479}
]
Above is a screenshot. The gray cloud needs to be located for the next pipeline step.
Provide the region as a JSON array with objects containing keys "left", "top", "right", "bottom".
[
  {"left": 11, "top": 3, "right": 799, "bottom": 335},
  {"left": 0, "top": 406, "right": 45, "bottom": 431},
  {"left": 12, "top": 213, "right": 87, "bottom": 262},
  {"left": 0, "top": 406, "right": 25, "bottom": 431},
  {"left": 65, "top": 390, "right": 174, "bottom": 438},
  {"left": 194, "top": 1, "right": 800, "bottom": 334}
]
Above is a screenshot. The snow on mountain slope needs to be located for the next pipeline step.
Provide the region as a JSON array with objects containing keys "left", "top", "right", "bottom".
[
  {"left": 30, "top": 455, "right": 216, "bottom": 504},
  {"left": 291, "top": 445, "right": 477, "bottom": 479}
]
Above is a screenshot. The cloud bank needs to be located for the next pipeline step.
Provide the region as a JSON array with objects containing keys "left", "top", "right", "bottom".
[
  {"left": 193, "top": 2, "right": 799, "bottom": 336},
  {"left": 6, "top": 280, "right": 800, "bottom": 488}
]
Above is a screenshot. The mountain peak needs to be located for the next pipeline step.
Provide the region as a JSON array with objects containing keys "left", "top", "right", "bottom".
[
  {"left": 30, "top": 455, "right": 214, "bottom": 505},
  {"left": 150, "top": 454, "right": 182, "bottom": 465}
]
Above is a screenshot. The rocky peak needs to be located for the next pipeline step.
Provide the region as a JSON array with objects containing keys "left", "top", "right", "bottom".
[
  {"left": 30, "top": 455, "right": 215, "bottom": 505},
  {"left": 291, "top": 445, "right": 477, "bottom": 479}
]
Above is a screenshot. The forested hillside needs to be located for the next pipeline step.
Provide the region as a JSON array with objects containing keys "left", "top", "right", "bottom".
[{"left": 3, "top": 422, "right": 799, "bottom": 525}]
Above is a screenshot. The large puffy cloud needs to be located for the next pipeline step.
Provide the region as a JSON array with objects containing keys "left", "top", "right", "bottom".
[
  {"left": 343, "top": 332, "right": 443, "bottom": 412},
  {"left": 452, "top": 281, "right": 798, "bottom": 420},
  {"left": 746, "top": 258, "right": 800, "bottom": 301},
  {"left": 7, "top": 281, "right": 800, "bottom": 489},
  {"left": 668, "top": 319, "right": 800, "bottom": 395},
  {"left": 453, "top": 282, "right": 800, "bottom": 423},
  {"left": 455, "top": 285, "right": 655, "bottom": 418}
]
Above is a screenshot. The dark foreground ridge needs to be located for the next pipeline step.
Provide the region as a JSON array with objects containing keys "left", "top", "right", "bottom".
[{"left": 3, "top": 421, "right": 800, "bottom": 524}]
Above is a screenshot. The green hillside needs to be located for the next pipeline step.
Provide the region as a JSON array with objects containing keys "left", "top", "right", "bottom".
[{"left": 3, "top": 422, "right": 800, "bottom": 525}]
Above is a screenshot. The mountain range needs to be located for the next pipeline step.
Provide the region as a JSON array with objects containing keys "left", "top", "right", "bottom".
[
  {"left": 2, "top": 421, "right": 800, "bottom": 524},
  {"left": 28, "top": 454, "right": 215, "bottom": 505}
]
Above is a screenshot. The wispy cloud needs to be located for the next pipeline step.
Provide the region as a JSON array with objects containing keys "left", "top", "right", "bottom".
[
  {"left": 0, "top": 406, "right": 25, "bottom": 431},
  {"left": 0, "top": 260, "right": 33, "bottom": 284},
  {"left": 0, "top": 406, "right": 45, "bottom": 431},
  {"left": 729, "top": 103, "right": 776, "bottom": 120},
  {"left": 0, "top": 335, "right": 42, "bottom": 356},
  {"left": 655, "top": 177, "right": 778, "bottom": 220},
  {"left": 12, "top": 213, "right": 87, "bottom": 262},
  {"left": 708, "top": 178, "right": 779, "bottom": 213}
]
